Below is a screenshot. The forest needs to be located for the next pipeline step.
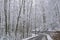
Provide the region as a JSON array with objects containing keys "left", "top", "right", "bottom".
[{"left": 0, "top": 0, "right": 60, "bottom": 40}]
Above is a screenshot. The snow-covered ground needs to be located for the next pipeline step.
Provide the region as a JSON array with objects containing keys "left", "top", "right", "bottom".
[
  {"left": 22, "top": 34, "right": 38, "bottom": 40},
  {"left": 22, "top": 33, "right": 53, "bottom": 40}
]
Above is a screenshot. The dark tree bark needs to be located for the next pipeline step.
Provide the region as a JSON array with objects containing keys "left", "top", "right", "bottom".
[
  {"left": 22, "top": 0, "right": 25, "bottom": 38},
  {"left": 15, "top": 0, "right": 23, "bottom": 38},
  {"left": 4, "top": 0, "right": 8, "bottom": 35},
  {"left": 0, "top": 14, "right": 1, "bottom": 23},
  {"left": 35, "top": 3, "right": 37, "bottom": 35},
  {"left": 7, "top": 0, "right": 10, "bottom": 35}
]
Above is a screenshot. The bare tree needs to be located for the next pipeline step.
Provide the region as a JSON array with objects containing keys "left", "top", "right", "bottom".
[
  {"left": 0, "top": 13, "right": 1, "bottom": 27},
  {"left": 41, "top": 1, "right": 46, "bottom": 31},
  {"left": 35, "top": 7, "right": 37, "bottom": 35},
  {"left": 43, "top": 13, "right": 46, "bottom": 31},
  {"left": 4, "top": 0, "right": 8, "bottom": 35},
  {"left": 26, "top": 0, "right": 33, "bottom": 37},
  {"left": 42, "top": 6, "right": 46, "bottom": 31},
  {"left": 22, "top": 0, "right": 25, "bottom": 38},
  {"left": 26, "top": 3, "right": 29, "bottom": 37},
  {"left": 0, "top": 14, "right": 1, "bottom": 23},
  {"left": 15, "top": 0, "right": 23, "bottom": 38},
  {"left": 7, "top": 0, "right": 10, "bottom": 36},
  {"left": 29, "top": 0, "right": 33, "bottom": 36}
]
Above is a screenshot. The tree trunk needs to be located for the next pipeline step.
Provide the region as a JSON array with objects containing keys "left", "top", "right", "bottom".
[{"left": 4, "top": 0, "right": 8, "bottom": 35}]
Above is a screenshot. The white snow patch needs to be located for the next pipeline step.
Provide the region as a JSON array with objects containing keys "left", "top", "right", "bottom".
[
  {"left": 46, "top": 34, "right": 53, "bottom": 40},
  {"left": 22, "top": 34, "right": 38, "bottom": 40}
]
